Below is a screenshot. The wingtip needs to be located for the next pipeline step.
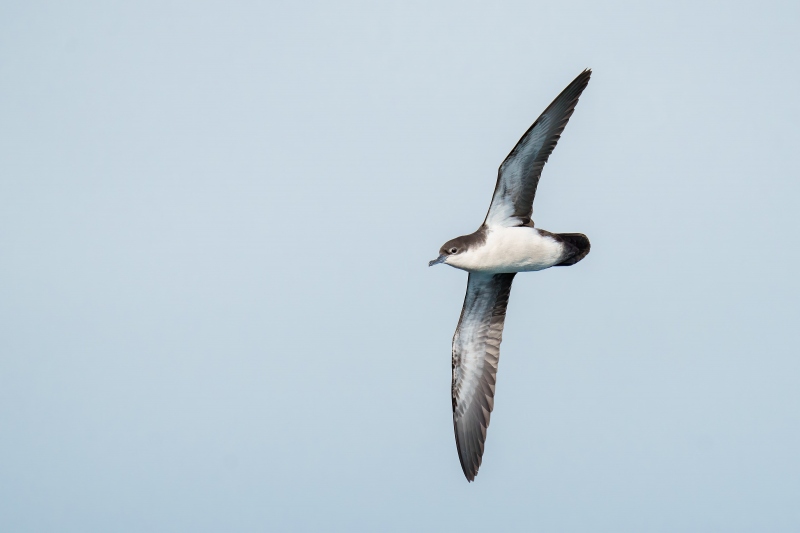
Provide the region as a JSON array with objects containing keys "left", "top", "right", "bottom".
[
  {"left": 454, "top": 419, "right": 480, "bottom": 482},
  {"left": 462, "top": 468, "right": 476, "bottom": 482}
]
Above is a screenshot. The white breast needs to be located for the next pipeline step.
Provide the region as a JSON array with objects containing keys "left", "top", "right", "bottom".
[{"left": 447, "top": 227, "right": 564, "bottom": 273}]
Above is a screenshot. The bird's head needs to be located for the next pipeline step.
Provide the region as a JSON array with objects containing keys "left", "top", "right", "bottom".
[
  {"left": 429, "top": 230, "right": 486, "bottom": 268},
  {"left": 428, "top": 238, "right": 465, "bottom": 267}
]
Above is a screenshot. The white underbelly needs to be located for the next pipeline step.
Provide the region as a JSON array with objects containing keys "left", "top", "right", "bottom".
[{"left": 451, "top": 227, "right": 564, "bottom": 273}]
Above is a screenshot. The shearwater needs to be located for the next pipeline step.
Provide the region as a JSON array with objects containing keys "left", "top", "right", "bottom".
[{"left": 429, "top": 69, "right": 592, "bottom": 482}]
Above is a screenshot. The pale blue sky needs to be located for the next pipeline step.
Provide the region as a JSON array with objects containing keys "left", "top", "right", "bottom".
[{"left": 1, "top": 1, "right": 799, "bottom": 531}]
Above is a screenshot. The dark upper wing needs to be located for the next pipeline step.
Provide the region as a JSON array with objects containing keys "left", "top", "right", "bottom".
[
  {"left": 483, "top": 69, "right": 591, "bottom": 228},
  {"left": 451, "top": 272, "right": 516, "bottom": 481}
]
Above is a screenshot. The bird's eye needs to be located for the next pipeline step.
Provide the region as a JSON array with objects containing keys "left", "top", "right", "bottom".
[{"left": 450, "top": 247, "right": 458, "bottom": 254}]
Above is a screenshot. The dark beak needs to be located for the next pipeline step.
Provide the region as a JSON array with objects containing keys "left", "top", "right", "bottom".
[{"left": 428, "top": 254, "right": 446, "bottom": 267}]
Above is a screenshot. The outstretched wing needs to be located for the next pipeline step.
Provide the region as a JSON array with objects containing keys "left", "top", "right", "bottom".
[
  {"left": 452, "top": 272, "right": 516, "bottom": 481},
  {"left": 484, "top": 69, "right": 591, "bottom": 228}
]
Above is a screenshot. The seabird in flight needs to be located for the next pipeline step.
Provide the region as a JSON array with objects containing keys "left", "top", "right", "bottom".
[{"left": 429, "top": 69, "right": 592, "bottom": 481}]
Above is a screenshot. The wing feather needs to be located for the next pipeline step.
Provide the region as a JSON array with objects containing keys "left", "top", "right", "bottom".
[
  {"left": 451, "top": 272, "right": 516, "bottom": 481},
  {"left": 484, "top": 69, "right": 591, "bottom": 228}
]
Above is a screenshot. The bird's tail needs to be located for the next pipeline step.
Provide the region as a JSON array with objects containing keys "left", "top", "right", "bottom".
[{"left": 555, "top": 233, "right": 590, "bottom": 266}]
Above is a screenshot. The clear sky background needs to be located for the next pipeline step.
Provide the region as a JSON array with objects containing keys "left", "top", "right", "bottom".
[{"left": 1, "top": 1, "right": 799, "bottom": 531}]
